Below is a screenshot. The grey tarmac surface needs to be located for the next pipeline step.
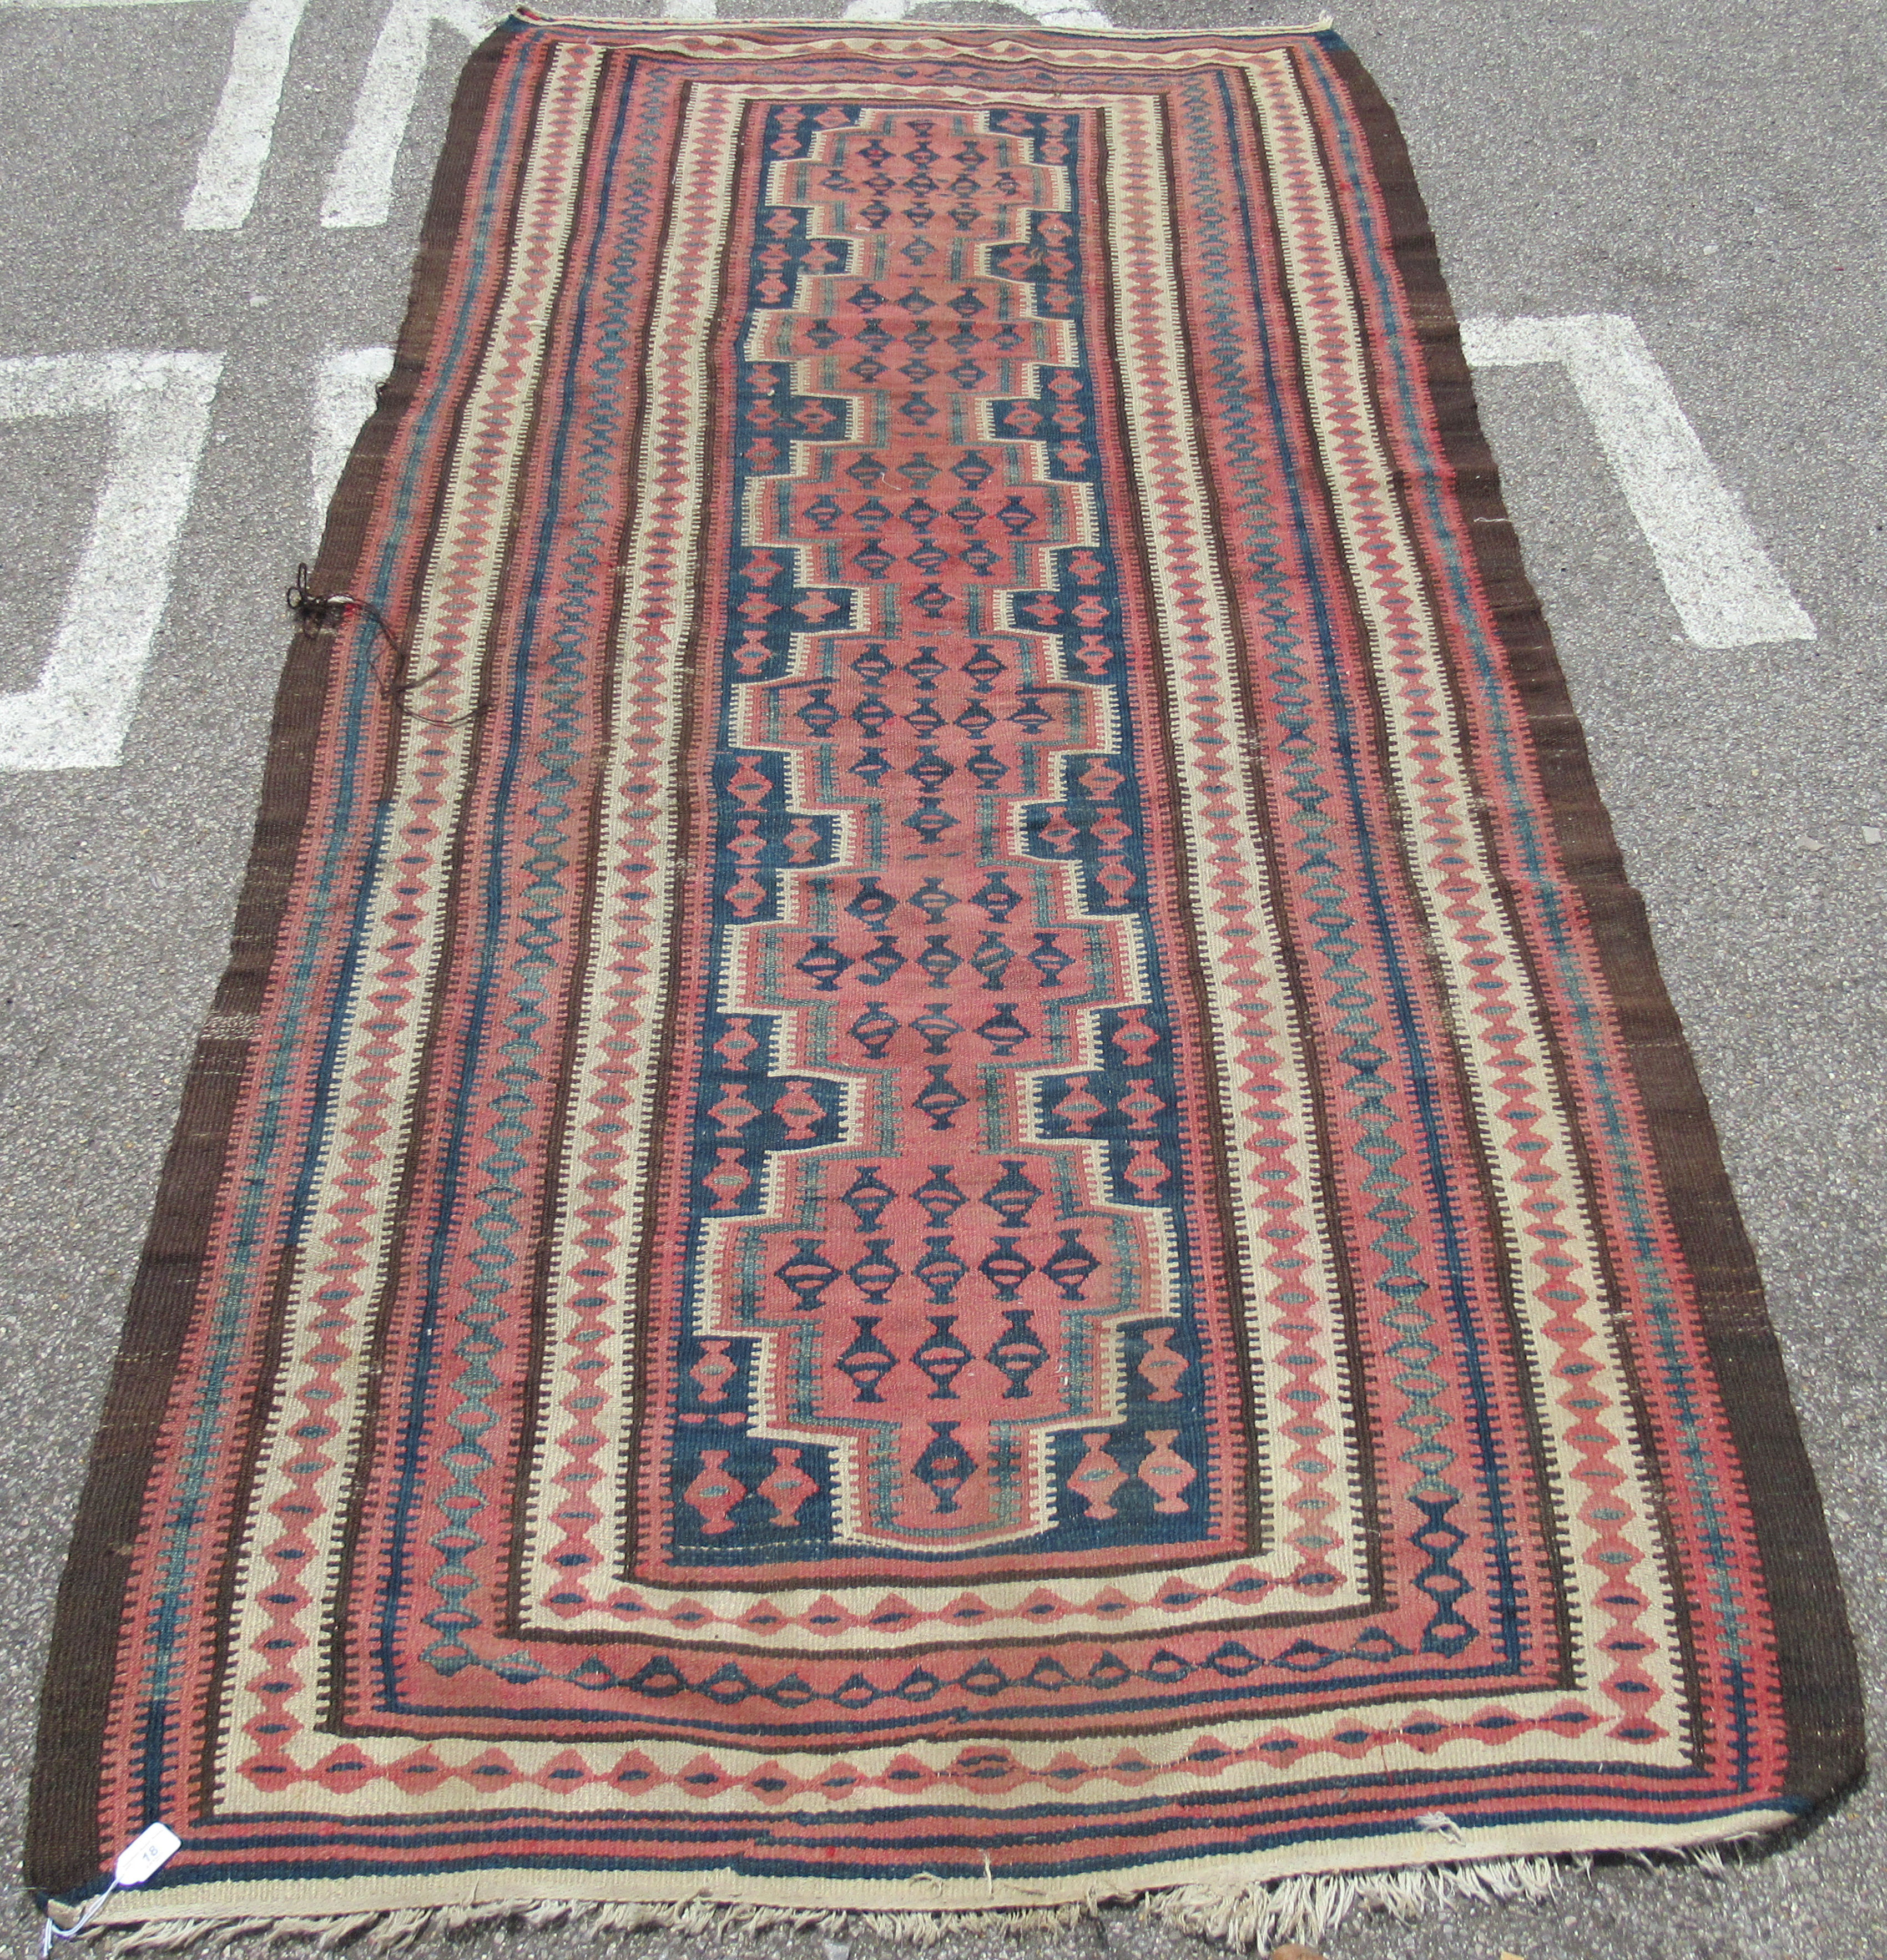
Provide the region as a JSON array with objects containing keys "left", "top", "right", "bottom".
[{"left": 0, "top": 1, "right": 1879, "bottom": 1954}]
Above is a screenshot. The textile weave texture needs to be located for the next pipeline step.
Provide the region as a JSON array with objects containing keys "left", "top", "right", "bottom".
[{"left": 31, "top": 17, "right": 1860, "bottom": 1931}]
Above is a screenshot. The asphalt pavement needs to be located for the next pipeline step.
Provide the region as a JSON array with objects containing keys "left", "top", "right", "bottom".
[{"left": 0, "top": 1, "right": 1879, "bottom": 1955}]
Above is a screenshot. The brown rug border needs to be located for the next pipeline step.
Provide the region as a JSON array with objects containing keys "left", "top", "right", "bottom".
[
  {"left": 25, "top": 17, "right": 1861, "bottom": 1904},
  {"left": 1318, "top": 33, "right": 1863, "bottom": 1810}
]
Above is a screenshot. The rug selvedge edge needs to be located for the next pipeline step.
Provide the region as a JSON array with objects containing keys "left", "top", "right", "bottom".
[{"left": 1311, "top": 35, "right": 1863, "bottom": 1817}]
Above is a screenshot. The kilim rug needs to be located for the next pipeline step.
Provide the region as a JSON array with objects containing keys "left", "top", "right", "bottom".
[{"left": 31, "top": 14, "right": 1861, "bottom": 1945}]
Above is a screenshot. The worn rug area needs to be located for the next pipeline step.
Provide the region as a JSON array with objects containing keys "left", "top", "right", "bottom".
[{"left": 30, "top": 15, "right": 1860, "bottom": 1937}]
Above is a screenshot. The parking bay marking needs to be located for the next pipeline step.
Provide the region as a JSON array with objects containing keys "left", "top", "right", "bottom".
[
  {"left": 1461, "top": 312, "right": 1814, "bottom": 649},
  {"left": 312, "top": 345, "right": 394, "bottom": 538},
  {"left": 0, "top": 352, "right": 224, "bottom": 773}
]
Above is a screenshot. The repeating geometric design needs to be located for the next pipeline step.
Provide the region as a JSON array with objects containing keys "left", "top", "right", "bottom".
[
  {"left": 686, "top": 103, "right": 1201, "bottom": 1558},
  {"left": 29, "top": 16, "right": 1856, "bottom": 1933}
]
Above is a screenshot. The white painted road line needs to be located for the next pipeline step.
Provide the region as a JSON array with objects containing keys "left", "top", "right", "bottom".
[
  {"left": 322, "top": 0, "right": 505, "bottom": 229},
  {"left": 1460, "top": 312, "right": 1815, "bottom": 649},
  {"left": 0, "top": 0, "right": 224, "bottom": 8},
  {"left": 182, "top": 0, "right": 309, "bottom": 231},
  {"left": 312, "top": 344, "right": 393, "bottom": 538},
  {"left": 0, "top": 352, "right": 224, "bottom": 773}
]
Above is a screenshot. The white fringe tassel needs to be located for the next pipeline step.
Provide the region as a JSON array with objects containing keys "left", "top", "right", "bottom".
[
  {"left": 64, "top": 1842, "right": 1753, "bottom": 1955},
  {"left": 1140, "top": 1851, "right": 1575, "bottom": 1951}
]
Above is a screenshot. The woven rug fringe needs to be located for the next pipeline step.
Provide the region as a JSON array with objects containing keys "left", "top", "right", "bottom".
[
  {"left": 61, "top": 1843, "right": 1765, "bottom": 1954},
  {"left": 1138, "top": 1851, "right": 1578, "bottom": 1949}
]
